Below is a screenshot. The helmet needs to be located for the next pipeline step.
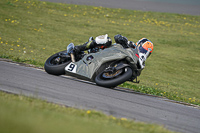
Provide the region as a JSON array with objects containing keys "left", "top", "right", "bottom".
[{"left": 136, "top": 38, "right": 153, "bottom": 58}]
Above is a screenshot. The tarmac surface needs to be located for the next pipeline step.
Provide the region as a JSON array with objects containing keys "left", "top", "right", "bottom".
[{"left": 41, "top": 0, "right": 200, "bottom": 15}]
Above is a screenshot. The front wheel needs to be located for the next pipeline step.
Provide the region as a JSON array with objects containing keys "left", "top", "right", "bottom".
[
  {"left": 95, "top": 66, "right": 132, "bottom": 88},
  {"left": 44, "top": 50, "right": 71, "bottom": 75}
]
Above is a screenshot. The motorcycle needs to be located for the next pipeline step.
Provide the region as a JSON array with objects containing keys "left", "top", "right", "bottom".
[{"left": 44, "top": 43, "right": 143, "bottom": 88}]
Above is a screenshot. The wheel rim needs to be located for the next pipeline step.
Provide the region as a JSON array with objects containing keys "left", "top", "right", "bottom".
[
  {"left": 50, "top": 55, "right": 71, "bottom": 65},
  {"left": 102, "top": 69, "right": 123, "bottom": 79}
]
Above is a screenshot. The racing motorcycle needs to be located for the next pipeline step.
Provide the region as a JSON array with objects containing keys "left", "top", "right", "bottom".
[{"left": 44, "top": 43, "right": 143, "bottom": 88}]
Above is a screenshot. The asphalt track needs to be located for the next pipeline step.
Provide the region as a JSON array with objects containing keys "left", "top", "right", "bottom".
[
  {"left": 41, "top": 0, "right": 200, "bottom": 15},
  {"left": 0, "top": 60, "right": 200, "bottom": 133}
]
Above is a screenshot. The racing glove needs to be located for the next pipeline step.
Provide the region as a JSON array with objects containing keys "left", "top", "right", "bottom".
[{"left": 114, "top": 34, "right": 129, "bottom": 48}]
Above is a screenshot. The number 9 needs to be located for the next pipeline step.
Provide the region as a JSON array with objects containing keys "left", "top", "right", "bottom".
[{"left": 68, "top": 64, "right": 75, "bottom": 71}]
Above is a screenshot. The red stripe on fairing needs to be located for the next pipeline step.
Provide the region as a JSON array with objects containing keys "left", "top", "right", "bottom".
[{"left": 135, "top": 54, "right": 139, "bottom": 58}]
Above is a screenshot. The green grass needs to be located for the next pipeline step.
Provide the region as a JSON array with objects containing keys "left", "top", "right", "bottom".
[
  {"left": 0, "top": 0, "right": 200, "bottom": 106},
  {"left": 0, "top": 91, "right": 175, "bottom": 133}
]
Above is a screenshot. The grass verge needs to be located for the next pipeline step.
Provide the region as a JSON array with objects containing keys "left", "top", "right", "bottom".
[
  {"left": 0, "top": 91, "right": 176, "bottom": 133},
  {"left": 0, "top": 0, "right": 199, "bottom": 106}
]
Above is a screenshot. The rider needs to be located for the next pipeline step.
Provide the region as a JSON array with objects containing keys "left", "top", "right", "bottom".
[{"left": 73, "top": 34, "right": 153, "bottom": 69}]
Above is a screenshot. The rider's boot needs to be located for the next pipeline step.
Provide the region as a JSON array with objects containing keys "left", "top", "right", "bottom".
[
  {"left": 74, "top": 40, "right": 96, "bottom": 54},
  {"left": 73, "top": 44, "right": 86, "bottom": 60}
]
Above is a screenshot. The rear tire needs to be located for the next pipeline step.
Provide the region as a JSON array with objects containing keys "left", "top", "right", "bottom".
[
  {"left": 44, "top": 51, "right": 71, "bottom": 75},
  {"left": 95, "top": 67, "right": 132, "bottom": 88}
]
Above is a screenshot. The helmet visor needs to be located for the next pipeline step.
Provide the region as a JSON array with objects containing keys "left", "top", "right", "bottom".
[
  {"left": 138, "top": 46, "right": 147, "bottom": 54},
  {"left": 138, "top": 46, "right": 151, "bottom": 58}
]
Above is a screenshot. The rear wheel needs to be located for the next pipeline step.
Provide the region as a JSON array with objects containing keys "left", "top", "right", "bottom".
[
  {"left": 44, "top": 51, "right": 71, "bottom": 75},
  {"left": 95, "top": 64, "right": 132, "bottom": 88}
]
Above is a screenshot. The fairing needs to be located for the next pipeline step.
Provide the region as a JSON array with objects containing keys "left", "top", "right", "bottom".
[{"left": 65, "top": 44, "right": 139, "bottom": 81}]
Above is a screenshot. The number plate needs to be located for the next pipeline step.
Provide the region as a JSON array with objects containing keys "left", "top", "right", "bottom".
[{"left": 65, "top": 62, "right": 77, "bottom": 73}]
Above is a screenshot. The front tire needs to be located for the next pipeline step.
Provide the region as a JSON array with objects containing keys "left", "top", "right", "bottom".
[
  {"left": 95, "top": 67, "right": 132, "bottom": 88},
  {"left": 44, "top": 51, "right": 71, "bottom": 75}
]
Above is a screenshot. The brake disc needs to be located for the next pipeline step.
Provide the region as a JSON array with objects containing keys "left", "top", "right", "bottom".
[{"left": 102, "top": 69, "right": 123, "bottom": 79}]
